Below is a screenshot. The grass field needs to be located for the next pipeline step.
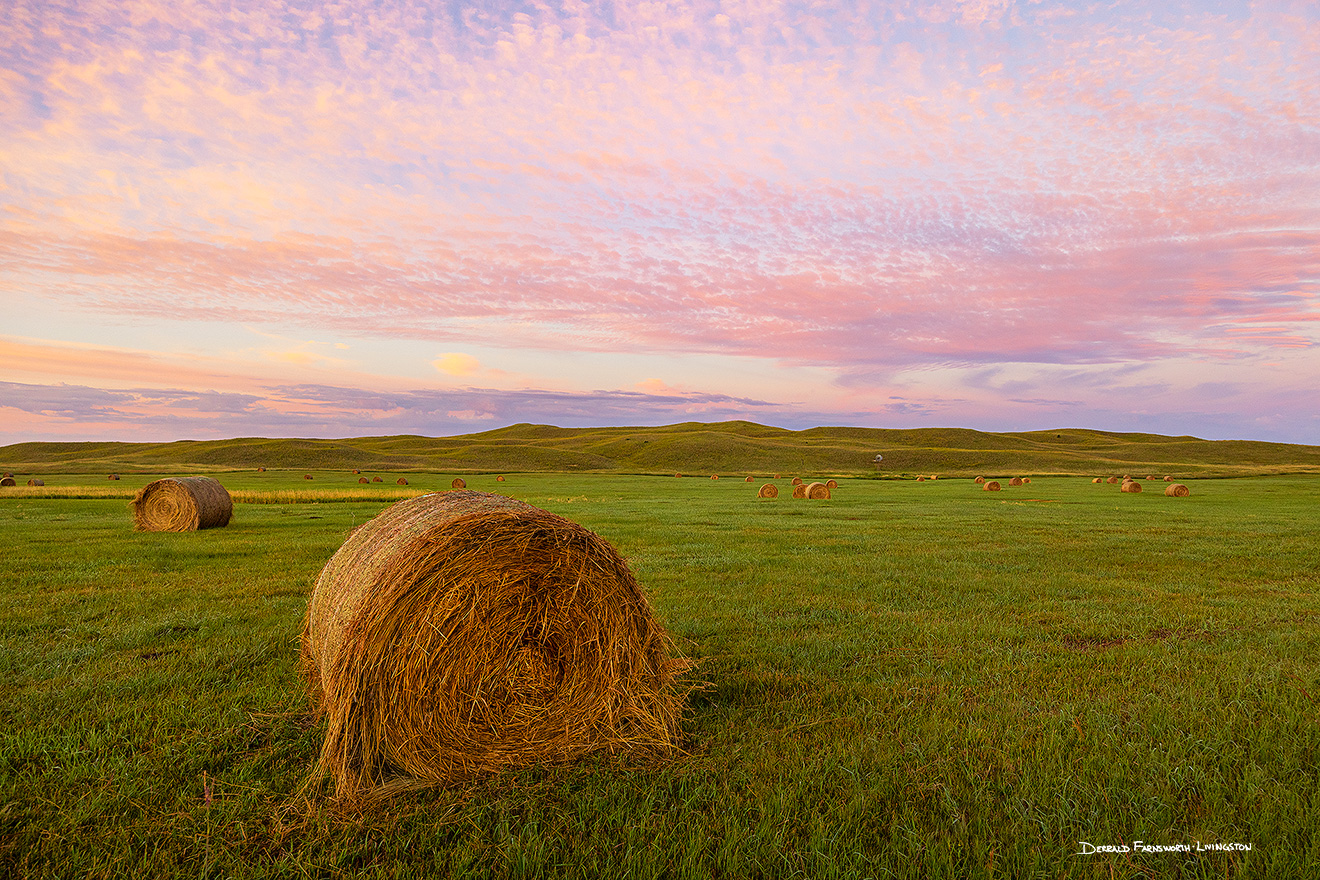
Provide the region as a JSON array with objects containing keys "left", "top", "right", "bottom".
[{"left": 3, "top": 469, "right": 1319, "bottom": 878}]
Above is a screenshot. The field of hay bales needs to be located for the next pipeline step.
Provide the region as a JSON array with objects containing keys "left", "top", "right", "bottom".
[{"left": 3, "top": 463, "right": 1320, "bottom": 877}]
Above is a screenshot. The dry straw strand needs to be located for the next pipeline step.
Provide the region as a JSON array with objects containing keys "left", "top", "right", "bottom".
[
  {"left": 300, "top": 491, "right": 692, "bottom": 804},
  {"left": 1165, "top": 483, "right": 1191, "bottom": 497},
  {"left": 757, "top": 483, "right": 778, "bottom": 499},
  {"left": 132, "top": 477, "right": 232, "bottom": 531}
]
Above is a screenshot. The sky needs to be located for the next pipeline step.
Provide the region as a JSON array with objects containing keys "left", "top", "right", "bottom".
[{"left": 2, "top": 0, "right": 1318, "bottom": 445}]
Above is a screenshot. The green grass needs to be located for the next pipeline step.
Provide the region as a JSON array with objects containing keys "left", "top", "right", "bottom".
[{"left": 3, "top": 472, "right": 1320, "bottom": 877}]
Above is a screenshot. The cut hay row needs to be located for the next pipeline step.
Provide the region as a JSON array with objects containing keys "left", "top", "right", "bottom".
[
  {"left": 131, "top": 477, "right": 232, "bottom": 532},
  {"left": 300, "top": 490, "right": 691, "bottom": 802}
]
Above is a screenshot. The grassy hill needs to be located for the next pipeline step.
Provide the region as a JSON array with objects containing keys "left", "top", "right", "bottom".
[{"left": 3, "top": 420, "right": 1319, "bottom": 478}]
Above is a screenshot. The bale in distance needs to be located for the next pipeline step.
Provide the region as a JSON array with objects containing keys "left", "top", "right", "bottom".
[
  {"left": 791, "top": 477, "right": 803, "bottom": 486},
  {"left": 358, "top": 477, "right": 369, "bottom": 484},
  {"left": 27, "top": 478, "right": 45, "bottom": 487},
  {"left": 398, "top": 478, "right": 409, "bottom": 486},
  {"left": 132, "top": 477, "right": 232, "bottom": 532},
  {"left": 2, "top": 472, "right": 11, "bottom": 478},
  {"left": 451, "top": 478, "right": 467, "bottom": 489},
  {"left": 757, "top": 483, "right": 778, "bottom": 499},
  {"left": 744, "top": 476, "right": 754, "bottom": 482},
  {"left": 1107, "top": 476, "right": 1120, "bottom": 484},
  {"left": 1121, "top": 480, "right": 1142, "bottom": 493},
  {"left": 826, "top": 479, "right": 838, "bottom": 489},
  {"left": 1009, "top": 477, "right": 1024, "bottom": 487},
  {"left": 1092, "top": 478, "right": 1102, "bottom": 483},
  {"left": 353, "top": 469, "right": 361, "bottom": 475},
  {"left": 917, "top": 476, "right": 926, "bottom": 482},
  {"left": 1165, "top": 483, "right": 1191, "bottom": 497},
  {"left": 108, "top": 474, "right": 120, "bottom": 480},
  {"left": 975, "top": 476, "right": 985, "bottom": 484},
  {"left": 710, "top": 475, "right": 718, "bottom": 480},
  {"left": 805, "top": 482, "right": 830, "bottom": 500},
  {"left": 1023, "top": 478, "right": 1031, "bottom": 484},
  {"left": 984, "top": 481, "right": 1001, "bottom": 491},
  {"left": 300, "top": 490, "right": 691, "bottom": 803},
  {"left": 304, "top": 474, "right": 314, "bottom": 480},
  {"left": 791, "top": 483, "right": 807, "bottom": 498},
  {"left": 258, "top": 467, "right": 267, "bottom": 472},
  {"left": 372, "top": 476, "right": 383, "bottom": 483},
  {"left": 497, "top": 476, "right": 506, "bottom": 482},
  {"left": 0, "top": 477, "right": 15, "bottom": 487}
]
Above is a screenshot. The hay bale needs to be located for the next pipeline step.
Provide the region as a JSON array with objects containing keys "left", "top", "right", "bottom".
[
  {"left": 353, "top": 469, "right": 361, "bottom": 475},
  {"left": 0, "top": 477, "right": 15, "bottom": 487},
  {"left": 744, "top": 476, "right": 754, "bottom": 482},
  {"left": 1165, "top": 483, "right": 1190, "bottom": 497},
  {"left": 398, "top": 478, "right": 409, "bottom": 486},
  {"left": 1164, "top": 476, "right": 1174, "bottom": 481},
  {"left": 757, "top": 483, "right": 778, "bottom": 499},
  {"left": 1023, "top": 478, "right": 1031, "bottom": 484},
  {"left": 2, "top": 472, "right": 10, "bottom": 478},
  {"left": 983, "top": 481, "right": 1001, "bottom": 491},
  {"left": 108, "top": 474, "right": 120, "bottom": 480},
  {"left": 974, "top": 476, "right": 985, "bottom": 484},
  {"left": 1092, "top": 478, "right": 1102, "bottom": 483},
  {"left": 805, "top": 482, "right": 830, "bottom": 500},
  {"left": 826, "top": 479, "right": 837, "bottom": 489},
  {"left": 358, "top": 477, "right": 369, "bottom": 484},
  {"left": 1107, "top": 476, "right": 1120, "bottom": 484},
  {"left": 304, "top": 474, "right": 314, "bottom": 480},
  {"left": 131, "top": 477, "right": 232, "bottom": 531},
  {"left": 496, "top": 476, "right": 506, "bottom": 482},
  {"left": 710, "top": 475, "right": 718, "bottom": 480},
  {"left": 300, "top": 491, "right": 690, "bottom": 802},
  {"left": 372, "top": 476, "right": 383, "bottom": 483},
  {"left": 1121, "top": 480, "right": 1142, "bottom": 493},
  {"left": 917, "top": 476, "right": 926, "bottom": 482},
  {"left": 26, "top": 478, "right": 44, "bottom": 487},
  {"left": 791, "top": 477, "right": 803, "bottom": 486},
  {"left": 1009, "top": 477, "right": 1023, "bottom": 487},
  {"left": 674, "top": 473, "right": 681, "bottom": 478},
  {"left": 451, "top": 478, "right": 466, "bottom": 489},
  {"left": 258, "top": 467, "right": 267, "bottom": 472},
  {"left": 791, "top": 483, "right": 807, "bottom": 498}
]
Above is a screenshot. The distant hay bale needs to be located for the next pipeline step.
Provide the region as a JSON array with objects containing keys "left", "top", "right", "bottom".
[
  {"left": 2, "top": 472, "right": 11, "bottom": 478},
  {"left": 917, "top": 476, "right": 926, "bottom": 482},
  {"left": 1107, "top": 477, "right": 1120, "bottom": 484},
  {"left": 1121, "top": 480, "right": 1142, "bottom": 493},
  {"left": 1146, "top": 476, "right": 1155, "bottom": 481},
  {"left": 131, "top": 477, "right": 232, "bottom": 532},
  {"left": 930, "top": 475, "right": 939, "bottom": 480},
  {"left": 791, "top": 483, "right": 807, "bottom": 498},
  {"left": 299, "top": 491, "right": 690, "bottom": 802},
  {"left": 975, "top": 476, "right": 985, "bottom": 484},
  {"left": 258, "top": 467, "right": 267, "bottom": 472},
  {"left": 710, "top": 475, "right": 718, "bottom": 480},
  {"left": 497, "top": 476, "right": 506, "bottom": 482},
  {"left": 757, "top": 483, "right": 778, "bottom": 498},
  {"left": 1164, "top": 476, "right": 1174, "bottom": 482},
  {"left": 1009, "top": 477, "right": 1024, "bottom": 486},
  {"left": 451, "top": 478, "right": 466, "bottom": 489},
  {"left": 398, "top": 478, "right": 409, "bottom": 486},
  {"left": 27, "top": 478, "right": 45, "bottom": 487},
  {"left": 372, "top": 477, "right": 383, "bottom": 483},
  {"left": 358, "top": 477, "right": 369, "bottom": 484},
  {"left": 791, "top": 477, "right": 803, "bottom": 486},
  {"left": 108, "top": 474, "right": 120, "bottom": 480},
  {"left": 1023, "top": 478, "right": 1031, "bottom": 484},
  {"left": 1165, "top": 483, "right": 1190, "bottom": 497},
  {"left": 745, "top": 476, "right": 754, "bottom": 482},
  {"left": 0, "top": 477, "right": 15, "bottom": 487},
  {"left": 1092, "top": 478, "right": 1102, "bottom": 483},
  {"left": 805, "top": 482, "right": 830, "bottom": 500},
  {"left": 774, "top": 474, "right": 781, "bottom": 479},
  {"left": 826, "top": 479, "right": 837, "bottom": 489},
  {"left": 353, "top": 469, "right": 361, "bottom": 475},
  {"left": 304, "top": 474, "right": 314, "bottom": 480},
  {"left": 984, "top": 481, "right": 1001, "bottom": 491},
  {"left": 674, "top": 473, "right": 681, "bottom": 478}
]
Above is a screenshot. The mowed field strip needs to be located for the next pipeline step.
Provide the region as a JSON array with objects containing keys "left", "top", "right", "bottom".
[{"left": 3, "top": 435, "right": 1320, "bottom": 877}]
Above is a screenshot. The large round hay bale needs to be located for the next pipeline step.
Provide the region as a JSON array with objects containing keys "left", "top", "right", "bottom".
[
  {"left": 1165, "top": 483, "right": 1190, "bottom": 497},
  {"left": 1107, "top": 476, "right": 1120, "bottom": 484},
  {"left": 1121, "top": 480, "right": 1142, "bottom": 493},
  {"left": 1164, "top": 476, "right": 1174, "bottom": 482},
  {"left": 826, "top": 479, "right": 837, "bottom": 489},
  {"left": 805, "top": 481, "right": 830, "bottom": 499},
  {"left": 451, "top": 478, "right": 466, "bottom": 489},
  {"left": 397, "top": 478, "right": 409, "bottom": 486},
  {"left": 0, "top": 477, "right": 16, "bottom": 487},
  {"left": 26, "top": 478, "right": 45, "bottom": 487},
  {"left": 300, "top": 491, "right": 689, "bottom": 802},
  {"left": 757, "top": 483, "right": 778, "bottom": 499},
  {"left": 358, "top": 477, "right": 369, "bottom": 484},
  {"left": 1009, "top": 477, "right": 1023, "bottom": 487},
  {"left": 975, "top": 476, "right": 985, "bottom": 484},
  {"left": 496, "top": 476, "right": 506, "bottom": 482},
  {"left": 791, "top": 477, "right": 803, "bottom": 486},
  {"left": 1092, "top": 478, "right": 1102, "bottom": 483},
  {"left": 744, "top": 476, "right": 754, "bottom": 482},
  {"left": 132, "top": 477, "right": 232, "bottom": 531},
  {"left": 791, "top": 483, "right": 807, "bottom": 498},
  {"left": 983, "top": 481, "right": 1001, "bottom": 491}
]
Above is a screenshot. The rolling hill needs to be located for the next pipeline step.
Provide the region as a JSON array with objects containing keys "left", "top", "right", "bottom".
[{"left": 3, "top": 421, "right": 1320, "bottom": 478}]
